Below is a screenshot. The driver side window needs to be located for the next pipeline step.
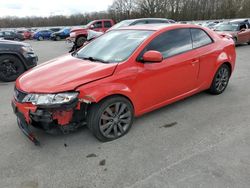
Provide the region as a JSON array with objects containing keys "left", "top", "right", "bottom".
[
  {"left": 142, "top": 28, "right": 192, "bottom": 59},
  {"left": 93, "top": 21, "right": 102, "bottom": 28}
]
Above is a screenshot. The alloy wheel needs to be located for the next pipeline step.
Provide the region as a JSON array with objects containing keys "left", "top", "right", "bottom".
[
  {"left": 99, "top": 102, "right": 132, "bottom": 139},
  {"left": 215, "top": 66, "right": 229, "bottom": 92}
]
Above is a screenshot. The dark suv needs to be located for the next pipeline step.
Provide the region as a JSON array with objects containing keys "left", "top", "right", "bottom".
[{"left": 0, "top": 40, "right": 38, "bottom": 82}]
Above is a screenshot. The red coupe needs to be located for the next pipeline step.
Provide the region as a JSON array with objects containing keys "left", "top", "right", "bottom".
[{"left": 12, "top": 24, "right": 236, "bottom": 145}]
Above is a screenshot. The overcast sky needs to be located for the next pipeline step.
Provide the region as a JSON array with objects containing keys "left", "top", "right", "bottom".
[{"left": 0, "top": 0, "right": 114, "bottom": 17}]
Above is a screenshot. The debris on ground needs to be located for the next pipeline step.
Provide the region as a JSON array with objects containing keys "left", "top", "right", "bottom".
[
  {"left": 99, "top": 159, "right": 106, "bottom": 166},
  {"left": 86, "top": 153, "right": 98, "bottom": 158},
  {"left": 160, "top": 122, "right": 178, "bottom": 128}
]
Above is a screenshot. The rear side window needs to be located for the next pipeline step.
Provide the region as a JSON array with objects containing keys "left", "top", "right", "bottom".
[
  {"left": 145, "top": 28, "right": 192, "bottom": 58},
  {"left": 104, "top": 21, "right": 112, "bottom": 28},
  {"left": 191, "top": 28, "right": 213, "bottom": 49},
  {"left": 133, "top": 20, "right": 147, "bottom": 25}
]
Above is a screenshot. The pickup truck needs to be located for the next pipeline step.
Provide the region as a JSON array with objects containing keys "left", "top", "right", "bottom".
[{"left": 69, "top": 19, "right": 115, "bottom": 47}]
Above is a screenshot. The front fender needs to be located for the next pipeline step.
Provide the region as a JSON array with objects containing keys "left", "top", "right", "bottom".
[
  {"left": 77, "top": 82, "right": 133, "bottom": 102},
  {"left": 76, "top": 82, "right": 137, "bottom": 112}
]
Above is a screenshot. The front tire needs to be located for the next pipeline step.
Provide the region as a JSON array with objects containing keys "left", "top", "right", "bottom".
[
  {"left": 87, "top": 96, "right": 134, "bottom": 142},
  {"left": 76, "top": 36, "right": 86, "bottom": 48},
  {"left": 0, "top": 55, "right": 25, "bottom": 82},
  {"left": 208, "top": 64, "right": 231, "bottom": 95}
]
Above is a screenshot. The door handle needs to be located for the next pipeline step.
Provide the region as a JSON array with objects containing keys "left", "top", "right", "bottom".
[{"left": 191, "top": 59, "right": 199, "bottom": 66}]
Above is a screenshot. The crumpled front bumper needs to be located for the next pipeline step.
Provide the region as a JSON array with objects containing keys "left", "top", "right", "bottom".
[{"left": 11, "top": 98, "right": 81, "bottom": 145}]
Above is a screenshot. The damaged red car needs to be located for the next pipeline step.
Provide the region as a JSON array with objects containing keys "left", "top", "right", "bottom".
[{"left": 12, "top": 24, "right": 236, "bottom": 145}]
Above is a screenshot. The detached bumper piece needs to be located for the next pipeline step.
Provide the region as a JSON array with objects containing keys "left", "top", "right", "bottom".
[{"left": 12, "top": 102, "right": 40, "bottom": 145}]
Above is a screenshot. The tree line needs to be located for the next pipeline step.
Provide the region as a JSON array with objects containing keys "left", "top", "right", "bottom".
[{"left": 0, "top": 0, "right": 249, "bottom": 28}]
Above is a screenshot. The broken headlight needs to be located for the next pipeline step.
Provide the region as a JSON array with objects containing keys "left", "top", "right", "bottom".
[{"left": 22, "top": 92, "right": 78, "bottom": 106}]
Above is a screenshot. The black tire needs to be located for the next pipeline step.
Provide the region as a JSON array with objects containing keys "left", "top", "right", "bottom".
[
  {"left": 38, "top": 36, "right": 43, "bottom": 41},
  {"left": 248, "top": 41, "right": 250, "bottom": 45},
  {"left": 0, "top": 55, "right": 25, "bottom": 82},
  {"left": 56, "top": 36, "right": 61, "bottom": 41},
  {"left": 76, "top": 36, "right": 86, "bottom": 48},
  {"left": 208, "top": 64, "right": 231, "bottom": 95},
  {"left": 87, "top": 96, "right": 134, "bottom": 142}
]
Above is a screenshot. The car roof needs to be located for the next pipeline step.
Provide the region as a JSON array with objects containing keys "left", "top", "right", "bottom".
[
  {"left": 116, "top": 23, "right": 201, "bottom": 31},
  {"left": 230, "top": 19, "right": 248, "bottom": 23},
  {"left": 123, "top": 18, "right": 173, "bottom": 22}
]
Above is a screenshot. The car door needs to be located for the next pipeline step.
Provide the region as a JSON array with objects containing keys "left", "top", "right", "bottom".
[
  {"left": 103, "top": 21, "right": 112, "bottom": 32},
  {"left": 135, "top": 28, "right": 200, "bottom": 110},
  {"left": 190, "top": 28, "right": 215, "bottom": 87},
  {"left": 92, "top": 21, "right": 103, "bottom": 32},
  {"left": 4, "top": 31, "right": 14, "bottom": 40},
  {"left": 45, "top": 30, "right": 51, "bottom": 38}
]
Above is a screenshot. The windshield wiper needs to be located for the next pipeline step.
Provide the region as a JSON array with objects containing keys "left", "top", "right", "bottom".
[{"left": 81, "top": 56, "right": 110, "bottom": 64}]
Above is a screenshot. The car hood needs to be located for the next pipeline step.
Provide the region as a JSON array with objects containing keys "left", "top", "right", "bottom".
[
  {"left": 16, "top": 54, "right": 118, "bottom": 93},
  {"left": 71, "top": 27, "right": 87, "bottom": 33},
  {"left": 0, "top": 40, "right": 28, "bottom": 46}
]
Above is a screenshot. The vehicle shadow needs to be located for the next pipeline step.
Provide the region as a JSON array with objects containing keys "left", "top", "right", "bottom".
[{"left": 31, "top": 90, "right": 220, "bottom": 147}]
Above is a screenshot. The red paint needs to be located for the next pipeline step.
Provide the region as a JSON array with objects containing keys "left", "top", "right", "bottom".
[
  {"left": 52, "top": 110, "right": 73, "bottom": 125},
  {"left": 15, "top": 24, "right": 236, "bottom": 124}
]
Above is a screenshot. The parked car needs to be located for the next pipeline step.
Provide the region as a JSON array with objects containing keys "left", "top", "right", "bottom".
[
  {"left": 109, "top": 18, "right": 175, "bottom": 31},
  {"left": 17, "top": 29, "right": 34, "bottom": 40},
  {"left": 12, "top": 24, "right": 235, "bottom": 145},
  {"left": 69, "top": 19, "right": 115, "bottom": 47},
  {"left": 202, "top": 21, "right": 220, "bottom": 29},
  {"left": 0, "top": 31, "right": 24, "bottom": 41},
  {"left": 69, "top": 18, "right": 175, "bottom": 51},
  {"left": 33, "top": 30, "right": 54, "bottom": 41},
  {"left": 0, "top": 40, "right": 37, "bottom": 82},
  {"left": 214, "top": 19, "right": 250, "bottom": 45},
  {"left": 50, "top": 28, "right": 71, "bottom": 41}
]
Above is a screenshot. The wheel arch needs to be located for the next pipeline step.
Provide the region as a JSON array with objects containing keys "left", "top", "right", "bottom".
[
  {"left": 0, "top": 52, "right": 27, "bottom": 70},
  {"left": 95, "top": 94, "right": 135, "bottom": 110},
  {"left": 76, "top": 34, "right": 87, "bottom": 39}
]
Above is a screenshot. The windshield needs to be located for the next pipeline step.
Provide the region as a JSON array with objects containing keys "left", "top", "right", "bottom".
[
  {"left": 215, "top": 23, "right": 239, "bottom": 31},
  {"left": 110, "top": 20, "right": 135, "bottom": 30},
  {"left": 85, "top": 21, "right": 95, "bottom": 28},
  {"left": 76, "top": 30, "right": 153, "bottom": 63}
]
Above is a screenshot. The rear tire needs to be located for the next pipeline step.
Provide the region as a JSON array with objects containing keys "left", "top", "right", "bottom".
[
  {"left": 38, "top": 36, "right": 43, "bottom": 41},
  {"left": 208, "top": 64, "right": 231, "bottom": 95},
  {"left": 56, "top": 36, "right": 61, "bottom": 41},
  {"left": 0, "top": 55, "right": 25, "bottom": 82},
  {"left": 76, "top": 36, "right": 86, "bottom": 48},
  {"left": 87, "top": 96, "right": 134, "bottom": 142}
]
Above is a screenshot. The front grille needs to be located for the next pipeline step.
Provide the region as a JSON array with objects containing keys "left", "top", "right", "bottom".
[{"left": 14, "top": 87, "right": 27, "bottom": 103}]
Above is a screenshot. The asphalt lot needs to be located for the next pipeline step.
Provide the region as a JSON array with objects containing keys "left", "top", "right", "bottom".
[{"left": 0, "top": 40, "right": 250, "bottom": 188}]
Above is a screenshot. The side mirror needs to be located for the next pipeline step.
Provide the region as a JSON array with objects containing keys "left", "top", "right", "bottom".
[
  {"left": 142, "top": 50, "right": 163, "bottom": 63},
  {"left": 90, "top": 25, "right": 94, "bottom": 29},
  {"left": 240, "top": 28, "right": 246, "bottom": 32}
]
